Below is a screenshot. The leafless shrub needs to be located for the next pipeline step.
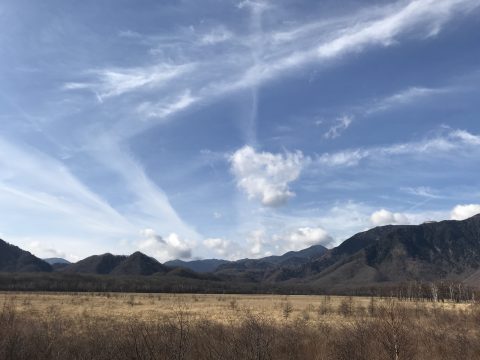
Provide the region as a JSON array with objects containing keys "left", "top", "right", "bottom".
[
  {"left": 318, "top": 296, "right": 330, "bottom": 316},
  {"left": 282, "top": 301, "right": 293, "bottom": 320},
  {"left": 338, "top": 297, "right": 353, "bottom": 317},
  {"left": 229, "top": 299, "right": 238, "bottom": 311},
  {"left": 375, "top": 300, "right": 416, "bottom": 360},
  {"left": 300, "top": 309, "right": 310, "bottom": 321}
]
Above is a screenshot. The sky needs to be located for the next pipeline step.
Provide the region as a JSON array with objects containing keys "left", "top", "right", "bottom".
[{"left": 1, "top": 0, "right": 480, "bottom": 262}]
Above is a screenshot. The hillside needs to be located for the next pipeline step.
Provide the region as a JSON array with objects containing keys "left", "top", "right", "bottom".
[
  {"left": 110, "top": 252, "right": 170, "bottom": 276},
  {"left": 0, "top": 239, "right": 52, "bottom": 272},
  {"left": 44, "top": 258, "right": 71, "bottom": 265},
  {"left": 61, "top": 251, "right": 172, "bottom": 276},
  {"left": 164, "top": 259, "right": 229, "bottom": 273},
  {"left": 279, "top": 214, "right": 480, "bottom": 290},
  {"left": 215, "top": 244, "right": 328, "bottom": 282},
  {"left": 61, "top": 253, "right": 127, "bottom": 274}
]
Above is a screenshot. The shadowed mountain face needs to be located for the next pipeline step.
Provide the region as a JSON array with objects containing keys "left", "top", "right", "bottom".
[
  {"left": 165, "top": 245, "right": 329, "bottom": 275},
  {"left": 164, "top": 259, "right": 230, "bottom": 273},
  {"left": 61, "top": 252, "right": 170, "bottom": 276},
  {"left": 61, "top": 254, "right": 127, "bottom": 275},
  {"left": 0, "top": 239, "right": 52, "bottom": 272},
  {"left": 282, "top": 214, "right": 480, "bottom": 289},
  {"left": 110, "top": 252, "right": 169, "bottom": 276},
  {"left": 44, "top": 258, "right": 71, "bottom": 265},
  {"left": 214, "top": 244, "right": 329, "bottom": 282}
]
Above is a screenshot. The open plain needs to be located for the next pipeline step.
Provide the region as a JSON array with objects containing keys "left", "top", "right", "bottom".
[
  {"left": 1, "top": 292, "right": 480, "bottom": 359},
  {"left": 0, "top": 292, "right": 471, "bottom": 324}
]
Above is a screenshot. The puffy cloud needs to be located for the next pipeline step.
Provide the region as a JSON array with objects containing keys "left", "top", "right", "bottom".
[
  {"left": 203, "top": 237, "right": 230, "bottom": 256},
  {"left": 139, "top": 229, "right": 193, "bottom": 261},
  {"left": 370, "top": 209, "right": 410, "bottom": 226},
  {"left": 230, "top": 146, "right": 305, "bottom": 207},
  {"left": 244, "top": 226, "right": 332, "bottom": 258},
  {"left": 27, "top": 241, "right": 67, "bottom": 259},
  {"left": 280, "top": 226, "right": 332, "bottom": 251},
  {"left": 247, "top": 229, "right": 267, "bottom": 257},
  {"left": 450, "top": 204, "right": 480, "bottom": 220}
]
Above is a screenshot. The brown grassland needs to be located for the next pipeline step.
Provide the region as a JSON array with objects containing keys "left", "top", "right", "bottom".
[{"left": 1, "top": 292, "right": 480, "bottom": 359}]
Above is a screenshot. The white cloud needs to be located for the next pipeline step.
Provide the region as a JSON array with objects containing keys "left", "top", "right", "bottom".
[
  {"left": 450, "top": 129, "right": 480, "bottom": 145},
  {"left": 139, "top": 229, "right": 194, "bottom": 261},
  {"left": 65, "top": 63, "right": 194, "bottom": 100},
  {"left": 233, "top": 0, "right": 480, "bottom": 89},
  {"left": 26, "top": 241, "right": 67, "bottom": 259},
  {"left": 247, "top": 229, "right": 267, "bottom": 256},
  {"left": 314, "top": 0, "right": 478, "bottom": 59},
  {"left": 367, "top": 86, "right": 452, "bottom": 114},
  {"left": 200, "top": 26, "right": 233, "bottom": 45},
  {"left": 203, "top": 237, "right": 230, "bottom": 256},
  {"left": 62, "top": 82, "right": 92, "bottom": 90},
  {"left": 279, "top": 227, "right": 332, "bottom": 251},
  {"left": 370, "top": 209, "right": 410, "bottom": 226},
  {"left": 88, "top": 137, "right": 200, "bottom": 241},
  {"left": 62, "top": 0, "right": 480, "bottom": 130},
  {"left": 450, "top": 204, "right": 480, "bottom": 220},
  {"left": 240, "top": 226, "right": 332, "bottom": 258},
  {"left": 237, "top": 0, "right": 270, "bottom": 11},
  {"left": 137, "top": 90, "right": 198, "bottom": 119},
  {"left": 0, "top": 136, "right": 135, "bottom": 237},
  {"left": 118, "top": 30, "right": 142, "bottom": 39},
  {"left": 402, "top": 186, "right": 441, "bottom": 198},
  {"left": 324, "top": 115, "right": 353, "bottom": 139},
  {"left": 316, "top": 129, "right": 480, "bottom": 167},
  {"left": 230, "top": 146, "right": 305, "bottom": 207},
  {"left": 317, "top": 149, "right": 369, "bottom": 167}
]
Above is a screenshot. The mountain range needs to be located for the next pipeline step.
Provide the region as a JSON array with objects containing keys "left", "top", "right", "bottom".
[{"left": 1, "top": 213, "right": 480, "bottom": 291}]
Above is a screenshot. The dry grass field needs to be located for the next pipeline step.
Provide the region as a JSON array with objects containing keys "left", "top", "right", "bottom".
[
  {"left": 0, "top": 292, "right": 472, "bottom": 324},
  {"left": 1, "top": 292, "right": 480, "bottom": 359}
]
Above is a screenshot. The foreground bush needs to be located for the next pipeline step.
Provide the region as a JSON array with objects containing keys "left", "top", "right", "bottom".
[{"left": 1, "top": 299, "right": 479, "bottom": 360}]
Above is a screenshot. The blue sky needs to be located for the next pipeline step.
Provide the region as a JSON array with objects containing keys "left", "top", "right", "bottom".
[{"left": 1, "top": 0, "right": 480, "bottom": 262}]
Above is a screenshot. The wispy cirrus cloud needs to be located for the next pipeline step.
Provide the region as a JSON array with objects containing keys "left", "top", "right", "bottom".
[
  {"left": 324, "top": 115, "right": 353, "bottom": 139},
  {"left": 85, "top": 135, "right": 201, "bottom": 241},
  {"left": 137, "top": 90, "right": 198, "bottom": 120},
  {"left": 366, "top": 86, "right": 453, "bottom": 114},
  {"left": 0, "top": 134, "right": 201, "bottom": 260},
  {"left": 316, "top": 128, "right": 480, "bottom": 167},
  {"left": 64, "top": 63, "right": 195, "bottom": 100},
  {"left": 0, "top": 136, "right": 138, "bottom": 258},
  {"left": 401, "top": 186, "right": 442, "bottom": 199},
  {"left": 63, "top": 0, "right": 480, "bottom": 133},
  {"left": 199, "top": 26, "right": 234, "bottom": 45}
]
